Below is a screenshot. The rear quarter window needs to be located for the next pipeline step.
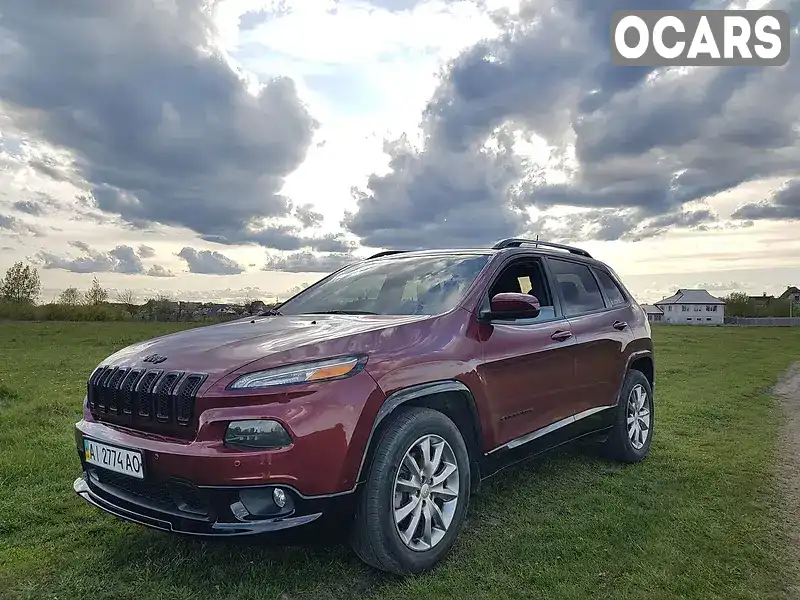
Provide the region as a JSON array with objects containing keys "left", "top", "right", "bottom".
[{"left": 593, "top": 268, "right": 627, "bottom": 308}]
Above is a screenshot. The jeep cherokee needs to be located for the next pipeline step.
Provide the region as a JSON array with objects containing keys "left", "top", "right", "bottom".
[{"left": 73, "top": 237, "right": 654, "bottom": 574}]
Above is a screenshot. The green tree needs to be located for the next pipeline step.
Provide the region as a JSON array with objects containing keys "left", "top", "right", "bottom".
[
  {"left": 84, "top": 277, "right": 108, "bottom": 305},
  {"left": 115, "top": 289, "right": 138, "bottom": 315},
  {"left": 0, "top": 262, "right": 41, "bottom": 304},
  {"left": 722, "top": 292, "right": 750, "bottom": 317},
  {"left": 57, "top": 286, "right": 83, "bottom": 305}
]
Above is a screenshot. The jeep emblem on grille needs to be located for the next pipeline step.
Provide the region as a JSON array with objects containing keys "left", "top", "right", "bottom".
[{"left": 142, "top": 353, "right": 167, "bottom": 364}]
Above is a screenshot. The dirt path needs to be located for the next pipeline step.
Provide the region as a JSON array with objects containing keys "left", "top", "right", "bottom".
[{"left": 773, "top": 362, "right": 800, "bottom": 597}]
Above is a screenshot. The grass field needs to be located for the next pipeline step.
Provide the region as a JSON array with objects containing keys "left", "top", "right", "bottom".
[{"left": 0, "top": 322, "right": 798, "bottom": 600}]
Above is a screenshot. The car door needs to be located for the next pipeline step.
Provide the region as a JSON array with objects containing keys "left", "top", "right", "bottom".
[
  {"left": 545, "top": 258, "right": 634, "bottom": 416},
  {"left": 475, "top": 257, "right": 579, "bottom": 447}
]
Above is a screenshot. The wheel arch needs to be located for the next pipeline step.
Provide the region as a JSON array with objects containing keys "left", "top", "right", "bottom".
[
  {"left": 357, "top": 380, "right": 484, "bottom": 492},
  {"left": 628, "top": 352, "right": 655, "bottom": 391}
]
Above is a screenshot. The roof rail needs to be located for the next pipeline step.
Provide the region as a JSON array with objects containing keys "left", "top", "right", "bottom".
[
  {"left": 492, "top": 238, "right": 592, "bottom": 258},
  {"left": 367, "top": 250, "right": 409, "bottom": 260}
]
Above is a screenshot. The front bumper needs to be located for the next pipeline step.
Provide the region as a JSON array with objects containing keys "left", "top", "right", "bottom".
[{"left": 73, "top": 467, "right": 355, "bottom": 537}]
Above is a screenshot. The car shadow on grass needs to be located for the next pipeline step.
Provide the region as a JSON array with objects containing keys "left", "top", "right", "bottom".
[{"left": 85, "top": 442, "right": 620, "bottom": 600}]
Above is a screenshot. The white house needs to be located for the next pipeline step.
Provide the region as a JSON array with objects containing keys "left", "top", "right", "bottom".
[
  {"left": 654, "top": 289, "right": 725, "bottom": 325},
  {"left": 641, "top": 304, "right": 664, "bottom": 323}
]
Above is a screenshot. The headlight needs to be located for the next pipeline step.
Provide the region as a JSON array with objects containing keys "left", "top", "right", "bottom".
[
  {"left": 227, "top": 355, "right": 367, "bottom": 390},
  {"left": 225, "top": 420, "right": 292, "bottom": 449}
]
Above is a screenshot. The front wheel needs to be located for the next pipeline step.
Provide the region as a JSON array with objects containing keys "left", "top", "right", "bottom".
[
  {"left": 349, "top": 407, "right": 471, "bottom": 575},
  {"left": 605, "top": 369, "right": 654, "bottom": 463}
]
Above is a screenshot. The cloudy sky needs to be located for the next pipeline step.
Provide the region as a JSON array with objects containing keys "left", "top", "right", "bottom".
[{"left": 0, "top": 0, "right": 798, "bottom": 304}]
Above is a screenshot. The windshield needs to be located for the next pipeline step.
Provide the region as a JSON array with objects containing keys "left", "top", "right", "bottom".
[{"left": 278, "top": 254, "right": 490, "bottom": 316}]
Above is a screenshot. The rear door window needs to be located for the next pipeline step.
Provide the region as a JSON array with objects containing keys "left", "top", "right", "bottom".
[{"left": 547, "top": 259, "right": 606, "bottom": 317}]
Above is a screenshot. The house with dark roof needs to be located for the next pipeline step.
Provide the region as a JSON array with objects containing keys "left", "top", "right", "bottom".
[
  {"left": 779, "top": 286, "right": 800, "bottom": 305},
  {"left": 654, "top": 289, "right": 725, "bottom": 325},
  {"left": 641, "top": 304, "right": 664, "bottom": 323},
  {"left": 748, "top": 293, "right": 776, "bottom": 310}
]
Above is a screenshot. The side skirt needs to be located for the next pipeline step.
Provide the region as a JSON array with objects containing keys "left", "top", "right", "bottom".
[{"left": 479, "top": 406, "right": 616, "bottom": 481}]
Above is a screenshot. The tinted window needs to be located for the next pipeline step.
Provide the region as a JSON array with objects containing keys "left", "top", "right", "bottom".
[
  {"left": 488, "top": 260, "right": 556, "bottom": 322},
  {"left": 279, "top": 255, "right": 489, "bottom": 316},
  {"left": 593, "top": 268, "right": 627, "bottom": 307},
  {"left": 548, "top": 259, "right": 605, "bottom": 316}
]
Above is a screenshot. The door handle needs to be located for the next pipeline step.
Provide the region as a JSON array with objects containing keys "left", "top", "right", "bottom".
[
  {"left": 551, "top": 330, "right": 573, "bottom": 342},
  {"left": 613, "top": 321, "right": 628, "bottom": 330}
]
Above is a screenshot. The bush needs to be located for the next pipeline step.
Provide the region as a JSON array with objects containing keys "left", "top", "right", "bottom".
[
  {"left": 0, "top": 301, "right": 37, "bottom": 321},
  {"left": 0, "top": 302, "right": 129, "bottom": 322}
]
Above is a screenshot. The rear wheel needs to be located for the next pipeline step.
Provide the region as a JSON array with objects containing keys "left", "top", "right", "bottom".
[
  {"left": 605, "top": 369, "right": 653, "bottom": 462},
  {"left": 349, "top": 407, "right": 470, "bottom": 574}
]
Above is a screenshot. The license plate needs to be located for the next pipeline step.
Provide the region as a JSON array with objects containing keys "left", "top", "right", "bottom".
[{"left": 83, "top": 439, "right": 144, "bottom": 479}]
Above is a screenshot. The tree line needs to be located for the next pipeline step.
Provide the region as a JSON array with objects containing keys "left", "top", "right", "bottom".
[
  {"left": 720, "top": 292, "right": 798, "bottom": 318},
  {"left": 0, "top": 261, "right": 266, "bottom": 322}
]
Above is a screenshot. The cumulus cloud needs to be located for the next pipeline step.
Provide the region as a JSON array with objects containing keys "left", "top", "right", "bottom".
[
  {"left": 344, "top": 0, "right": 800, "bottom": 248},
  {"left": 693, "top": 281, "right": 746, "bottom": 292},
  {"left": 41, "top": 244, "right": 132, "bottom": 273},
  {"left": 146, "top": 264, "right": 175, "bottom": 278},
  {"left": 37, "top": 241, "right": 173, "bottom": 275},
  {"left": 69, "top": 240, "right": 91, "bottom": 253},
  {"left": 264, "top": 251, "right": 356, "bottom": 273},
  {"left": 0, "top": 0, "right": 318, "bottom": 249},
  {"left": 0, "top": 214, "right": 42, "bottom": 236},
  {"left": 523, "top": 207, "right": 717, "bottom": 245},
  {"left": 732, "top": 179, "right": 800, "bottom": 221},
  {"left": 12, "top": 200, "right": 45, "bottom": 215},
  {"left": 307, "top": 233, "right": 357, "bottom": 253},
  {"left": 176, "top": 247, "right": 245, "bottom": 275},
  {"left": 294, "top": 203, "right": 324, "bottom": 228},
  {"left": 137, "top": 245, "right": 156, "bottom": 259}
]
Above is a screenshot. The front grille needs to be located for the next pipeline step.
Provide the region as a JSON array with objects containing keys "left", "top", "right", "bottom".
[{"left": 87, "top": 367, "right": 207, "bottom": 433}]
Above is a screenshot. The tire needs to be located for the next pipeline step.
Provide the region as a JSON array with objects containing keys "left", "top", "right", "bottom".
[
  {"left": 349, "top": 407, "right": 471, "bottom": 575},
  {"left": 605, "top": 369, "right": 654, "bottom": 463}
]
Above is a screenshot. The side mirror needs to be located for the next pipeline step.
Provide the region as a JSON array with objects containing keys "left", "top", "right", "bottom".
[{"left": 484, "top": 292, "right": 541, "bottom": 320}]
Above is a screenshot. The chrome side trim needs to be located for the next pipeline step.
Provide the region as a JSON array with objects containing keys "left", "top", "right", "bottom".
[{"left": 487, "top": 404, "right": 616, "bottom": 455}]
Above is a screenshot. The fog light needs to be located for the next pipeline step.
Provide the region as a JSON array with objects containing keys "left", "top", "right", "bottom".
[{"left": 273, "top": 487, "right": 286, "bottom": 508}]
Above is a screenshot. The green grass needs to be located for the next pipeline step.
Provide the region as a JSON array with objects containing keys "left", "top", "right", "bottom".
[{"left": 0, "top": 322, "right": 798, "bottom": 600}]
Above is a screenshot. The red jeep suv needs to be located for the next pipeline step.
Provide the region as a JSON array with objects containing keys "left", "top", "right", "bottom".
[{"left": 73, "top": 238, "right": 654, "bottom": 574}]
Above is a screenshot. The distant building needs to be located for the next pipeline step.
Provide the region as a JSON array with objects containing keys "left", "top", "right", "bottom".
[
  {"left": 779, "top": 286, "right": 800, "bottom": 305},
  {"left": 748, "top": 293, "right": 776, "bottom": 310},
  {"left": 655, "top": 289, "right": 725, "bottom": 325},
  {"left": 641, "top": 304, "right": 664, "bottom": 323}
]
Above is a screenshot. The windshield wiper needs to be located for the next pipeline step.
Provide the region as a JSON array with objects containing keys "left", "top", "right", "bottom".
[
  {"left": 307, "top": 310, "right": 379, "bottom": 315},
  {"left": 262, "top": 308, "right": 283, "bottom": 316}
]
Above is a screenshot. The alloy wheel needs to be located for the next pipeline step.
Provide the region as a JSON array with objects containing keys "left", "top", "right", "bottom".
[
  {"left": 627, "top": 383, "right": 651, "bottom": 450},
  {"left": 392, "top": 434, "right": 459, "bottom": 551}
]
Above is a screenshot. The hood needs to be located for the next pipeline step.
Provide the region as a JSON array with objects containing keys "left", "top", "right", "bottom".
[{"left": 100, "top": 313, "right": 430, "bottom": 377}]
